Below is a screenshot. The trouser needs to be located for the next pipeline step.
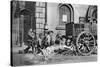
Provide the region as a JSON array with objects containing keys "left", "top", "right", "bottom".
[
  {"left": 42, "top": 43, "right": 49, "bottom": 49},
  {"left": 35, "top": 46, "right": 42, "bottom": 54},
  {"left": 24, "top": 42, "right": 35, "bottom": 53}
]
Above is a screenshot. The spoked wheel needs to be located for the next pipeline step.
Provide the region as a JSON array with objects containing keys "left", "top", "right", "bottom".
[{"left": 76, "top": 31, "right": 95, "bottom": 56}]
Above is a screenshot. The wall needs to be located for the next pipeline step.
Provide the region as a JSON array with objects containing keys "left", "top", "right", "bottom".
[
  {"left": 47, "top": 3, "right": 59, "bottom": 36},
  {"left": 47, "top": 2, "right": 89, "bottom": 35}
]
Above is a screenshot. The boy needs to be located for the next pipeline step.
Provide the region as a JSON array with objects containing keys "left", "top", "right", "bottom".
[{"left": 19, "top": 29, "right": 36, "bottom": 54}]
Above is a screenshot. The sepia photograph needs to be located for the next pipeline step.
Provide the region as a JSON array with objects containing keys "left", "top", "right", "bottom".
[{"left": 11, "top": 0, "right": 97, "bottom": 66}]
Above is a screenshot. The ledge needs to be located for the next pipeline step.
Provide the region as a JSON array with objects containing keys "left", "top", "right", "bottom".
[{"left": 55, "top": 25, "right": 66, "bottom": 30}]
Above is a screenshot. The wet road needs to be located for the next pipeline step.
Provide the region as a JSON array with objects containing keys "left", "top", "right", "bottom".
[{"left": 12, "top": 53, "right": 97, "bottom": 66}]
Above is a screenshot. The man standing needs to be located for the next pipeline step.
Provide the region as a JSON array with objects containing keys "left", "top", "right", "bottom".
[
  {"left": 45, "top": 31, "right": 51, "bottom": 47},
  {"left": 49, "top": 31, "right": 54, "bottom": 46}
]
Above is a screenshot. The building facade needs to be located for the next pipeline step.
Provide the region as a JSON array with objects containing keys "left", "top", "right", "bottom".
[
  {"left": 46, "top": 3, "right": 97, "bottom": 35},
  {"left": 11, "top": 1, "right": 97, "bottom": 46}
]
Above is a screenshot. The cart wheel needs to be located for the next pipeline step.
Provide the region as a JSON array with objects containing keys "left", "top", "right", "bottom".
[{"left": 76, "top": 31, "right": 95, "bottom": 56}]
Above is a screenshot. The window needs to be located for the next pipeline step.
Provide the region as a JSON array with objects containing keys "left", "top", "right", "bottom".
[
  {"left": 59, "top": 4, "right": 74, "bottom": 25},
  {"left": 59, "top": 5, "right": 71, "bottom": 25}
]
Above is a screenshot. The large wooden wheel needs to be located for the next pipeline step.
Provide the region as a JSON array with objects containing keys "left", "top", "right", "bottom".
[{"left": 76, "top": 31, "right": 95, "bottom": 56}]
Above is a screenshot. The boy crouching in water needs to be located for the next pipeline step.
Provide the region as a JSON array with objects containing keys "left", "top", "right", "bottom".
[
  {"left": 19, "top": 29, "right": 36, "bottom": 54},
  {"left": 38, "top": 31, "right": 54, "bottom": 61}
]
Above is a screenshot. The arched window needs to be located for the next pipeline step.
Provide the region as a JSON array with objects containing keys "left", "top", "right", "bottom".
[
  {"left": 56, "top": 4, "right": 74, "bottom": 35},
  {"left": 86, "top": 6, "right": 97, "bottom": 23},
  {"left": 59, "top": 4, "right": 74, "bottom": 25}
]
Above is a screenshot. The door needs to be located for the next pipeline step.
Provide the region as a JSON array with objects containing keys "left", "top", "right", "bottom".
[{"left": 23, "top": 15, "right": 31, "bottom": 43}]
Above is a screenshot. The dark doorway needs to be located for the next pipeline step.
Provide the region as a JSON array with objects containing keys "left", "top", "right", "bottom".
[{"left": 19, "top": 9, "right": 32, "bottom": 46}]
